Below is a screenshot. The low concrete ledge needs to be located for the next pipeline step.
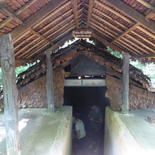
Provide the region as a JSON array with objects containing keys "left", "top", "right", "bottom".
[
  {"left": 104, "top": 107, "right": 155, "bottom": 155},
  {"left": 0, "top": 106, "right": 72, "bottom": 155}
]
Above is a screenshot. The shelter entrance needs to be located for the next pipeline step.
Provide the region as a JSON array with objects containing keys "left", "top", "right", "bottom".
[{"left": 64, "top": 84, "right": 109, "bottom": 155}]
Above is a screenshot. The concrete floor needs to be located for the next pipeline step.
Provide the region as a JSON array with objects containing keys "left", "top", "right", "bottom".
[{"left": 0, "top": 107, "right": 72, "bottom": 155}]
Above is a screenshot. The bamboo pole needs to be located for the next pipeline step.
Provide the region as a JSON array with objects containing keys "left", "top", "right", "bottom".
[
  {"left": 121, "top": 52, "right": 130, "bottom": 113},
  {"left": 46, "top": 50, "right": 55, "bottom": 112},
  {"left": 0, "top": 34, "right": 20, "bottom": 155}
]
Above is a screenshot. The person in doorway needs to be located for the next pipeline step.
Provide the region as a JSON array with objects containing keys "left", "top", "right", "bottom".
[
  {"left": 88, "top": 104, "right": 103, "bottom": 153},
  {"left": 73, "top": 116, "right": 86, "bottom": 155}
]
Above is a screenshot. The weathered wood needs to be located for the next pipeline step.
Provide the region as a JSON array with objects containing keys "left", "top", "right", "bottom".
[
  {"left": 121, "top": 52, "right": 130, "bottom": 113},
  {"left": 46, "top": 50, "right": 54, "bottom": 112},
  {"left": 106, "top": 0, "right": 155, "bottom": 33},
  {"left": 86, "top": 0, "right": 95, "bottom": 28},
  {"left": 0, "top": 34, "right": 20, "bottom": 155},
  {"left": 111, "top": 23, "right": 139, "bottom": 44},
  {"left": 71, "top": 0, "right": 79, "bottom": 28},
  {"left": 11, "top": 0, "right": 67, "bottom": 40}
]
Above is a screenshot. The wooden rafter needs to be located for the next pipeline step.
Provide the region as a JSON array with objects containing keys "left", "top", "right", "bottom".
[
  {"left": 131, "top": 31, "right": 155, "bottom": 47},
  {"left": 137, "top": 0, "right": 155, "bottom": 10},
  {"left": 0, "top": 4, "right": 22, "bottom": 29},
  {"left": 119, "top": 37, "right": 149, "bottom": 54},
  {"left": 11, "top": 0, "right": 68, "bottom": 40},
  {"left": 90, "top": 20, "right": 116, "bottom": 38},
  {"left": 92, "top": 32, "right": 124, "bottom": 53},
  {"left": 115, "top": 39, "right": 138, "bottom": 55},
  {"left": 106, "top": 0, "right": 155, "bottom": 33},
  {"left": 71, "top": 0, "right": 79, "bottom": 28},
  {"left": 126, "top": 34, "right": 154, "bottom": 53},
  {"left": 32, "top": 31, "right": 73, "bottom": 61},
  {"left": 29, "top": 28, "right": 52, "bottom": 45},
  {"left": 116, "top": 38, "right": 145, "bottom": 55},
  {"left": 0, "top": 16, "right": 13, "bottom": 29},
  {"left": 86, "top": 0, "right": 95, "bottom": 28},
  {"left": 111, "top": 23, "right": 139, "bottom": 43},
  {"left": 92, "top": 13, "right": 123, "bottom": 32},
  {"left": 95, "top": 0, "right": 134, "bottom": 24},
  {"left": 15, "top": 0, "right": 38, "bottom": 15},
  {"left": 93, "top": 8, "right": 127, "bottom": 30}
]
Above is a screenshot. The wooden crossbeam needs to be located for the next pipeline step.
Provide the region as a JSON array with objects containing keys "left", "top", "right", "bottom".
[
  {"left": 106, "top": 0, "right": 155, "bottom": 33},
  {"left": 29, "top": 28, "right": 52, "bottom": 45},
  {"left": 11, "top": 0, "right": 68, "bottom": 40},
  {"left": 86, "top": 0, "right": 95, "bottom": 28},
  {"left": 32, "top": 31, "right": 73, "bottom": 61},
  {"left": 0, "top": 16, "right": 13, "bottom": 29},
  {"left": 71, "top": 0, "right": 79, "bottom": 28},
  {"left": 111, "top": 23, "right": 139, "bottom": 43},
  {"left": 0, "top": 4, "right": 22, "bottom": 29},
  {"left": 92, "top": 32, "right": 123, "bottom": 53}
]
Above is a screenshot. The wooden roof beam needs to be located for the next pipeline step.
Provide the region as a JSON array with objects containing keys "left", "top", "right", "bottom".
[
  {"left": 92, "top": 32, "right": 124, "bottom": 53},
  {"left": 86, "top": 0, "right": 95, "bottom": 28},
  {"left": 0, "top": 4, "right": 22, "bottom": 26},
  {"left": 111, "top": 23, "right": 139, "bottom": 43},
  {"left": 95, "top": 0, "right": 134, "bottom": 24},
  {"left": 11, "top": 0, "right": 68, "bottom": 40},
  {"left": 137, "top": 0, "right": 155, "bottom": 10},
  {"left": 106, "top": 0, "right": 155, "bottom": 33},
  {"left": 29, "top": 28, "right": 53, "bottom": 45},
  {"left": 71, "top": 0, "right": 79, "bottom": 28},
  {"left": 32, "top": 31, "right": 73, "bottom": 61},
  {"left": 15, "top": 0, "right": 38, "bottom": 15}
]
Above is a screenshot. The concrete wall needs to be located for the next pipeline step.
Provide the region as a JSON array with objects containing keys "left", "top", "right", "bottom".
[{"left": 104, "top": 107, "right": 155, "bottom": 155}]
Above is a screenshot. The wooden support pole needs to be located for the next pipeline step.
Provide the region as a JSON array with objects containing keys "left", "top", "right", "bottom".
[
  {"left": 121, "top": 52, "right": 130, "bottom": 114},
  {"left": 0, "top": 34, "right": 20, "bottom": 155},
  {"left": 46, "top": 50, "right": 55, "bottom": 112}
]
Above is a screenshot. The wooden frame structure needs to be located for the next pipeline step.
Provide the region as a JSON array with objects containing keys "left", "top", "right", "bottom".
[{"left": 0, "top": 0, "right": 154, "bottom": 154}]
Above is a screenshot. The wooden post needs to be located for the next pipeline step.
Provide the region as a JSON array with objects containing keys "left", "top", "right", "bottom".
[
  {"left": 121, "top": 52, "right": 130, "bottom": 114},
  {"left": 0, "top": 34, "right": 20, "bottom": 155},
  {"left": 46, "top": 50, "right": 55, "bottom": 112}
]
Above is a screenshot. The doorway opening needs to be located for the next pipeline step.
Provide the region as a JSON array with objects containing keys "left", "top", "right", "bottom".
[{"left": 64, "top": 86, "right": 109, "bottom": 155}]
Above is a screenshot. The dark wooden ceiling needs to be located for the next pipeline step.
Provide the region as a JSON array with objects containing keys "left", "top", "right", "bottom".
[{"left": 0, "top": 0, "right": 155, "bottom": 66}]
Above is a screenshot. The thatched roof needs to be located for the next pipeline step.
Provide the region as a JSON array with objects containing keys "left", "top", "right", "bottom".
[
  {"left": 16, "top": 39, "right": 151, "bottom": 90},
  {"left": 0, "top": 0, "right": 154, "bottom": 66}
]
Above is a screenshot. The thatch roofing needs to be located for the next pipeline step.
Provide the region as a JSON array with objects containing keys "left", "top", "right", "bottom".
[
  {"left": 16, "top": 39, "right": 151, "bottom": 91},
  {"left": 0, "top": 0, "right": 154, "bottom": 66}
]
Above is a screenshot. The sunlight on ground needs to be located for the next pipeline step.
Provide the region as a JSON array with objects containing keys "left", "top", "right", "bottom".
[
  {"left": 18, "top": 118, "right": 29, "bottom": 132},
  {"left": 0, "top": 118, "right": 29, "bottom": 143}
]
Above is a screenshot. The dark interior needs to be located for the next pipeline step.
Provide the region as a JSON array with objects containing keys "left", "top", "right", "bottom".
[{"left": 64, "top": 86, "right": 110, "bottom": 155}]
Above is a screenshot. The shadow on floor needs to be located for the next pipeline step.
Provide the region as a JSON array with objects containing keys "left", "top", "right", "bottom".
[{"left": 72, "top": 132, "right": 104, "bottom": 155}]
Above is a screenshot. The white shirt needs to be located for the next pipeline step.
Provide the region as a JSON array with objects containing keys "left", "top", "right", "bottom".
[{"left": 75, "top": 119, "right": 86, "bottom": 139}]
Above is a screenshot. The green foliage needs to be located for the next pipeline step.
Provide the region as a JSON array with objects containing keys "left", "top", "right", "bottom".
[{"left": 107, "top": 47, "right": 123, "bottom": 59}]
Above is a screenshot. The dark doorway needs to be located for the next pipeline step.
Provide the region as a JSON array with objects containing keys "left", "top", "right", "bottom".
[{"left": 64, "top": 86, "right": 109, "bottom": 155}]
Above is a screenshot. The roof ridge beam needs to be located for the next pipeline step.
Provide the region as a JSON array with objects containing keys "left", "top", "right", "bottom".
[{"left": 106, "top": 0, "right": 155, "bottom": 33}]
